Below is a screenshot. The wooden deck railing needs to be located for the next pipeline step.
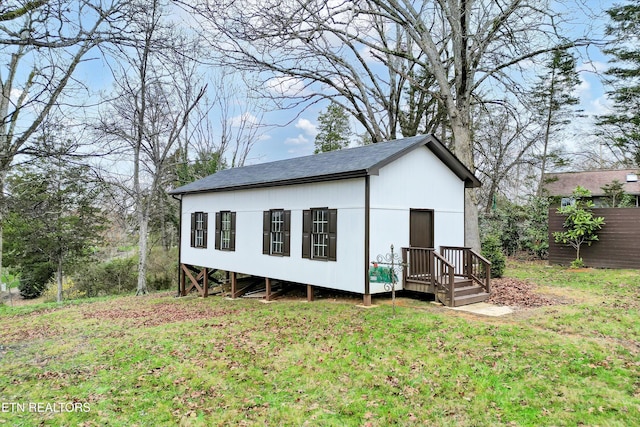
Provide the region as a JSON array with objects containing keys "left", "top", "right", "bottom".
[
  {"left": 439, "top": 246, "right": 491, "bottom": 294},
  {"left": 402, "top": 247, "right": 434, "bottom": 286},
  {"left": 402, "top": 247, "right": 456, "bottom": 304},
  {"left": 433, "top": 251, "right": 455, "bottom": 305}
]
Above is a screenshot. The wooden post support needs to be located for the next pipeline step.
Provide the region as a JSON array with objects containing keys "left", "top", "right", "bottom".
[
  {"left": 265, "top": 278, "right": 272, "bottom": 301},
  {"left": 401, "top": 248, "right": 408, "bottom": 287},
  {"left": 180, "top": 264, "right": 186, "bottom": 296},
  {"left": 307, "top": 284, "right": 314, "bottom": 302},
  {"left": 203, "top": 268, "right": 208, "bottom": 298},
  {"left": 362, "top": 293, "right": 372, "bottom": 306},
  {"left": 231, "top": 272, "right": 237, "bottom": 298}
]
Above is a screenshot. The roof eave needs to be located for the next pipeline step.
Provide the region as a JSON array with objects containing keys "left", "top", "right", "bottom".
[
  {"left": 168, "top": 170, "right": 368, "bottom": 195},
  {"left": 422, "top": 136, "right": 482, "bottom": 188}
]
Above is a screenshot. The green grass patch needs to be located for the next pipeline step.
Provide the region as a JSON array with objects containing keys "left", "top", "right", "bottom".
[{"left": 1, "top": 262, "right": 639, "bottom": 426}]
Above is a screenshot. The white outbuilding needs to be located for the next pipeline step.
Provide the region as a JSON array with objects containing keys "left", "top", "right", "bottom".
[{"left": 169, "top": 134, "right": 490, "bottom": 307}]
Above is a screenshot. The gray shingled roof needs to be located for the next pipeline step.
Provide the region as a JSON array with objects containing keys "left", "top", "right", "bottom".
[
  {"left": 170, "top": 134, "right": 480, "bottom": 195},
  {"left": 544, "top": 169, "right": 640, "bottom": 196}
]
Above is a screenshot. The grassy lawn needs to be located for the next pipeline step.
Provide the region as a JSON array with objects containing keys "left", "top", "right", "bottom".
[{"left": 0, "top": 261, "right": 638, "bottom": 426}]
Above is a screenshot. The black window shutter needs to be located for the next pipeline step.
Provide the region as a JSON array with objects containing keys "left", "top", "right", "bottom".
[
  {"left": 302, "top": 210, "right": 311, "bottom": 259},
  {"left": 190, "top": 212, "right": 196, "bottom": 247},
  {"left": 215, "top": 212, "right": 221, "bottom": 250},
  {"left": 262, "top": 211, "right": 270, "bottom": 254},
  {"left": 202, "top": 213, "right": 208, "bottom": 248},
  {"left": 230, "top": 212, "right": 236, "bottom": 251},
  {"left": 283, "top": 210, "right": 291, "bottom": 256},
  {"left": 328, "top": 209, "right": 337, "bottom": 261}
]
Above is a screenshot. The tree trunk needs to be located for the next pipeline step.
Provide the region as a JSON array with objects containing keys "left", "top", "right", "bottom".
[
  {"left": 159, "top": 194, "right": 170, "bottom": 253},
  {"left": 484, "top": 179, "right": 498, "bottom": 216},
  {"left": 1, "top": 173, "right": 8, "bottom": 302},
  {"left": 0, "top": 222, "right": 4, "bottom": 293},
  {"left": 450, "top": 115, "right": 481, "bottom": 252},
  {"left": 465, "top": 191, "right": 481, "bottom": 252},
  {"left": 0, "top": 162, "right": 6, "bottom": 294},
  {"left": 537, "top": 70, "right": 555, "bottom": 196},
  {"left": 0, "top": 170, "right": 7, "bottom": 295},
  {"left": 57, "top": 255, "right": 63, "bottom": 303},
  {"left": 0, "top": 214, "right": 4, "bottom": 294},
  {"left": 136, "top": 209, "right": 149, "bottom": 295}
]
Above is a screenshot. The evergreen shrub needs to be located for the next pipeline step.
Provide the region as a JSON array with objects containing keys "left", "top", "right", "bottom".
[{"left": 481, "top": 234, "right": 506, "bottom": 278}]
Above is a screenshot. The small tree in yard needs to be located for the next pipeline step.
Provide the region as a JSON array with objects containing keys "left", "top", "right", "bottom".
[
  {"left": 5, "top": 152, "right": 105, "bottom": 301},
  {"left": 601, "top": 180, "right": 635, "bottom": 207},
  {"left": 553, "top": 186, "right": 605, "bottom": 268}
]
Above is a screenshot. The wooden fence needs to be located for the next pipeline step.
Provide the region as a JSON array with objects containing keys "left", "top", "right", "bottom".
[{"left": 548, "top": 208, "right": 640, "bottom": 269}]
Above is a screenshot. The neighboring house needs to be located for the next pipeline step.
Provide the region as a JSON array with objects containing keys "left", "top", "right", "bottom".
[
  {"left": 544, "top": 169, "right": 640, "bottom": 207},
  {"left": 169, "top": 134, "right": 491, "bottom": 307},
  {"left": 545, "top": 169, "right": 640, "bottom": 269}
]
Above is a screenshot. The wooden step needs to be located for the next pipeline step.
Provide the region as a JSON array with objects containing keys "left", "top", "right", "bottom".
[
  {"left": 453, "top": 277, "right": 473, "bottom": 288},
  {"left": 452, "top": 292, "right": 490, "bottom": 307},
  {"left": 454, "top": 284, "right": 484, "bottom": 297},
  {"left": 404, "top": 280, "right": 436, "bottom": 294}
]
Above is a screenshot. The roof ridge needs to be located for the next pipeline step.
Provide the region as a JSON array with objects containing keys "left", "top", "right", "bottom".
[
  {"left": 169, "top": 134, "right": 479, "bottom": 194},
  {"left": 546, "top": 168, "right": 640, "bottom": 174}
]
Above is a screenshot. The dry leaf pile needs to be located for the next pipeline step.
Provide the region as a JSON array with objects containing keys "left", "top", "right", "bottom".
[{"left": 488, "top": 278, "right": 559, "bottom": 308}]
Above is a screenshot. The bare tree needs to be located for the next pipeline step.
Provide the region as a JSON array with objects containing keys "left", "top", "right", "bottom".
[
  {"left": 212, "top": 70, "right": 266, "bottom": 167},
  {"left": 474, "top": 103, "right": 539, "bottom": 214},
  {"left": 0, "top": 1, "right": 48, "bottom": 23},
  {"left": 531, "top": 49, "right": 581, "bottom": 195},
  {"left": 97, "top": 0, "right": 205, "bottom": 295},
  {"left": 179, "top": 0, "right": 588, "bottom": 249},
  {"left": 0, "top": 0, "right": 131, "bottom": 289},
  {"left": 176, "top": 0, "right": 443, "bottom": 143}
]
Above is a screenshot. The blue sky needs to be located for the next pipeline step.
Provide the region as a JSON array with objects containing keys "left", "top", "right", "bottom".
[
  {"left": 6, "top": 0, "right": 618, "bottom": 168},
  {"left": 230, "top": 0, "right": 618, "bottom": 165}
]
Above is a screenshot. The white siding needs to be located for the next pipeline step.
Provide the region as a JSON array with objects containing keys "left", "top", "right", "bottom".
[
  {"left": 368, "top": 146, "right": 465, "bottom": 293},
  {"left": 180, "top": 179, "right": 367, "bottom": 293}
]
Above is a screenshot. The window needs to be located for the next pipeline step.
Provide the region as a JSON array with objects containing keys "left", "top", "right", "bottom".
[
  {"left": 215, "top": 211, "right": 236, "bottom": 251},
  {"left": 303, "top": 208, "right": 337, "bottom": 261},
  {"left": 312, "top": 209, "right": 329, "bottom": 258},
  {"left": 271, "top": 210, "right": 284, "bottom": 254},
  {"left": 561, "top": 197, "right": 575, "bottom": 208},
  {"left": 190, "top": 212, "right": 208, "bottom": 248},
  {"left": 263, "top": 210, "right": 290, "bottom": 256}
]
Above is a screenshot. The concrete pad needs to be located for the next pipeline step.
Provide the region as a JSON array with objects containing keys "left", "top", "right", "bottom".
[
  {"left": 446, "top": 302, "right": 513, "bottom": 317},
  {"left": 355, "top": 304, "right": 379, "bottom": 309}
]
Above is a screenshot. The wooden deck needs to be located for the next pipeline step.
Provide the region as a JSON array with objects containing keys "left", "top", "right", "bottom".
[
  {"left": 402, "top": 247, "right": 491, "bottom": 307},
  {"left": 180, "top": 246, "right": 490, "bottom": 308}
]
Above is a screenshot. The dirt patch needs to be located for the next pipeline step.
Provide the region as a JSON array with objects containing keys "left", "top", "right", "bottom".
[
  {"left": 1, "top": 291, "right": 45, "bottom": 306},
  {"left": 82, "top": 302, "right": 238, "bottom": 327},
  {"left": 488, "top": 277, "right": 569, "bottom": 308}
]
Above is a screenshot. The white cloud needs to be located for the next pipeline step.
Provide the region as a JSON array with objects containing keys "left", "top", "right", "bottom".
[
  {"left": 518, "top": 58, "right": 536, "bottom": 70},
  {"left": 284, "top": 134, "right": 310, "bottom": 145},
  {"left": 576, "top": 76, "right": 591, "bottom": 97},
  {"left": 10, "top": 88, "right": 27, "bottom": 104},
  {"left": 578, "top": 61, "right": 608, "bottom": 74},
  {"left": 295, "top": 118, "right": 317, "bottom": 136},
  {"left": 230, "top": 112, "right": 259, "bottom": 127},
  {"left": 587, "top": 96, "right": 613, "bottom": 116},
  {"left": 266, "top": 76, "right": 309, "bottom": 97},
  {"left": 359, "top": 45, "right": 377, "bottom": 64}
]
